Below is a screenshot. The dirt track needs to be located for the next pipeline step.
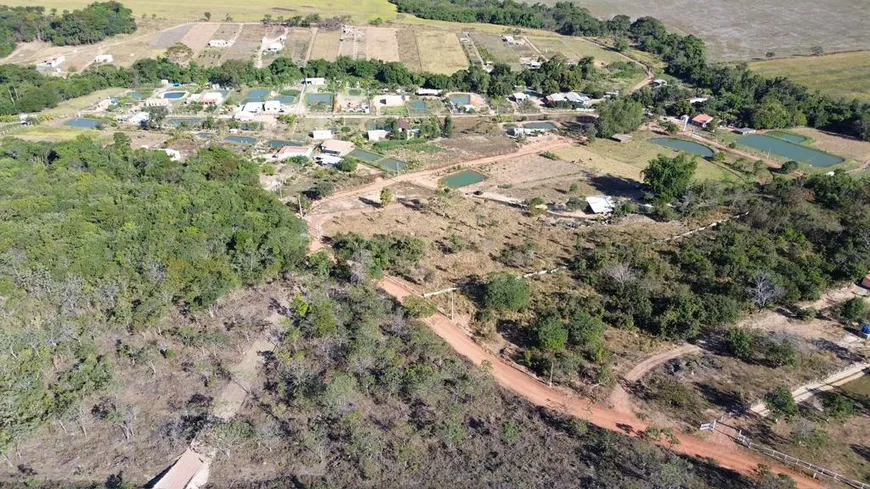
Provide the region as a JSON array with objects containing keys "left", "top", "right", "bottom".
[
  {"left": 378, "top": 276, "right": 822, "bottom": 489},
  {"left": 608, "top": 343, "right": 701, "bottom": 413}
]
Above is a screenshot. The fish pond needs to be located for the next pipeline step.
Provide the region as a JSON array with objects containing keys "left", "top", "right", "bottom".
[
  {"left": 348, "top": 149, "right": 383, "bottom": 162},
  {"left": 524, "top": 121, "right": 557, "bottom": 130},
  {"left": 162, "top": 91, "right": 187, "bottom": 100},
  {"left": 651, "top": 138, "right": 716, "bottom": 158},
  {"left": 379, "top": 158, "right": 408, "bottom": 173},
  {"left": 306, "top": 93, "right": 334, "bottom": 105},
  {"left": 224, "top": 135, "right": 257, "bottom": 145},
  {"left": 65, "top": 118, "right": 101, "bottom": 129},
  {"left": 448, "top": 93, "right": 471, "bottom": 105},
  {"left": 441, "top": 170, "right": 487, "bottom": 188},
  {"left": 738, "top": 134, "right": 843, "bottom": 167},
  {"left": 768, "top": 131, "right": 809, "bottom": 144},
  {"left": 267, "top": 139, "right": 305, "bottom": 149},
  {"left": 245, "top": 89, "right": 269, "bottom": 102}
]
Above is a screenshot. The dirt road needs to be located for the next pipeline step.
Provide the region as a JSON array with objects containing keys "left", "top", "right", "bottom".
[
  {"left": 378, "top": 276, "right": 822, "bottom": 488},
  {"left": 608, "top": 343, "right": 702, "bottom": 413}
]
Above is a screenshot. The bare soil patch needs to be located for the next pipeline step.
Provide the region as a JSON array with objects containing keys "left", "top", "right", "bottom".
[
  {"left": 416, "top": 30, "right": 469, "bottom": 74},
  {"left": 179, "top": 23, "right": 221, "bottom": 56},
  {"left": 309, "top": 28, "right": 341, "bottom": 61},
  {"left": 225, "top": 24, "right": 266, "bottom": 62},
  {"left": 284, "top": 28, "right": 312, "bottom": 64},
  {"left": 151, "top": 24, "right": 192, "bottom": 49},
  {"left": 395, "top": 28, "right": 423, "bottom": 72},
  {"left": 365, "top": 26, "right": 400, "bottom": 62}
]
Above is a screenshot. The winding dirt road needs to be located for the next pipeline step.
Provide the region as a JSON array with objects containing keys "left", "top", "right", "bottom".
[
  {"left": 378, "top": 277, "right": 822, "bottom": 489},
  {"left": 608, "top": 343, "right": 702, "bottom": 413}
]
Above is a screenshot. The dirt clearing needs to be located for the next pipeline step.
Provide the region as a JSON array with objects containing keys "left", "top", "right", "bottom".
[
  {"left": 416, "top": 30, "right": 469, "bottom": 74},
  {"left": 179, "top": 23, "right": 221, "bottom": 56},
  {"left": 365, "top": 27, "right": 400, "bottom": 62},
  {"left": 396, "top": 29, "right": 423, "bottom": 72},
  {"left": 310, "top": 28, "right": 341, "bottom": 61}
]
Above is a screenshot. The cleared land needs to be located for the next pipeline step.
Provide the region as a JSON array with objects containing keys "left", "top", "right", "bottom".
[
  {"left": 396, "top": 29, "right": 423, "bottom": 72},
  {"left": 284, "top": 28, "right": 312, "bottom": 64},
  {"left": 416, "top": 30, "right": 469, "bottom": 74},
  {"left": 225, "top": 24, "right": 266, "bottom": 62},
  {"left": 0, "top": 0, "right": 398, "bottom": 23},
  {"left": 528, "top": 36, "right": 626, "bottom": 66},
  {"left": 531, "top": 0, "right": 870, "bottom": 60},
  {"left": 470, "top": 32, "right": 521, "bottom": 69},
  {"left": 365, "top": 27, "right": 401, "bottom": 62},
  {"left": 749, "top": 52, "right": 870, "bottom": 102},
  {"left": 309, "top": 29, "right": 342, "bottom": 62},
  {"left": 178, "top": 23, "right": 221, "bottom": 56}
]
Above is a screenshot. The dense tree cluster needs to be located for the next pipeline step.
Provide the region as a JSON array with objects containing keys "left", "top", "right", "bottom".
[
  {"left": 0, "top": 2, "right": 136, "bottom": 57},
  {"left": 570, "top": 171, "right": 870, "bottom": 342},
  {"left": 0, "top": 136, "right": 307, "bottom": 452}
]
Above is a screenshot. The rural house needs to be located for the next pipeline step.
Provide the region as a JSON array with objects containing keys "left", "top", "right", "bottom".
[
  {"left": 378, "top": 95, "right": 406, "bottom": 106},
  {"left": 273, "top": 145, "right": 313, "bottom": 161},
  {"left": 242, "top": 102, "right": 263, "bottom": 114},
  {"left": 512, "top": 92, "right": 528, "bottom": 102},
  {"left": 735, "top": 127, "right": 757, "bottom": 135},
  {"left": 208, "top": 39, "right": 229, "bottom": 48},
  {"left": 199, "top": 92, "right": 225, "bottom": 105},
  {"left": 315, "top": 154, "right": 343, "bottom": 166},
  {"left": 263, "top": 100, "right": 282, "bottom": 113},
  {"left": 321, "top": 139, "right": 354, "bottom": 156},
  {"left": 691, "top": 114, "right": 715, "bottom": 128},
  {"left": 367, "top": 130, "right": 390, "bottom": 141},
  {"left": 586, "top": 195, "right": 615, "bottom": 214},
  {"left": 303, "top": 77, "right": 327, "bottom": 86},
  {"left": 544, "top": 92, "right": 591, "bottom": 108},
  {"left": 311, "top": 129, "right": 334, "bottom": 140},
  {"left": 94, "top": 54, "right": 113, "bottom": 64},
  {"left": 417, "top": 88, "right": 441, "bottom": 96},
  {"left": 37, "top": 55, "right": 65, "bottom": 68}
]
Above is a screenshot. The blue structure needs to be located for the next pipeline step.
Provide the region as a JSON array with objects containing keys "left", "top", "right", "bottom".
[{"left": 860, "top": 322, "right": 870, "bottom": 338}]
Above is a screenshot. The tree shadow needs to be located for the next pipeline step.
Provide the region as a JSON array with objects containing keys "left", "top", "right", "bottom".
[
  {"left": 811, "top": 338, "right": 865, "bottom": 363},
  {"left": 586, "top": 174, "right": 642, "bottom": 199},
  {"left": 694, "top": 382, "right": 747, "bottom": 414},
  {"left": 851, "top": 444, "right": 870, "bottom": 462},
  {"left": 495, "top": 318, "right": 532, "bottom": 350}
]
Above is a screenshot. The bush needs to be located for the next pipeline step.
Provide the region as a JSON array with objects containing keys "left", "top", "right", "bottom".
[
  {"left": 484, "top": 274, "right": 530, "bottom": 312},
  {"left": 404, "top": 295, "right": 437, "bottom": 318},
  {"left": 764, "top": 386, "right": 798, "bottom": 420},
  {"left": 822, "top": 393, "right": 856, "bottom": 419},
  {"left": 337, "top": 158, "right": 358, "bottom": 172},
  {"left": 838, "top": 297, "right": 868, "bottom": 322}
]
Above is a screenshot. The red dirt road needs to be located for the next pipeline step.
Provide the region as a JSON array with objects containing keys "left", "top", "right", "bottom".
[{"left": 378, "top": 277, "right": 822, "bottom": 489}]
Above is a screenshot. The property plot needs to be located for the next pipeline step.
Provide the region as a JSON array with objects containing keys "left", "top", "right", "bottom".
[
  {"left": 396, "top": 29, "right": 423, "bottom": 72},
  {"left": 150, "top": 24, "right": 192, "bottom": 49},
  {"left": 416, "top": 30, "right": 469, "bottom": 74},
  {"left": 310, "top": 29, "right": 341, "bottom": 61},
  {"left": 225, "top": 24, "right": 266, "bottom": 62},
  {"left": 469, "top": 32, "right": 521, "bottom": 68},
  {"left": 196, "top": 24, "right": 240, "bottom": 66},
  {"left": 338, "top": 26, "right": 363, "bottom": 59},
  {"left": 749, "top": 51, "right": 870, "bottom": 102},
  {"left": 365, "top": 27, "right": 400, "bottom": 62},
  {"left": 179, "top": 23, "right": 221, "bottom": 55},
  {"left": 528, "top": 36, "right": 625, "bottom": 66},
  {"left": 284, "top": 28, "right": 313, "bottom": 64}
]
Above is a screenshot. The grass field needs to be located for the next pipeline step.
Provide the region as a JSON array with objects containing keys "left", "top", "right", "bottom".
[
  {"left": 396, "top": 29, "right": 423, "bottom": 72},
  {"left": 365, "top": 27, "right": 401, "bottom": 62},
  {"left": 529, "top": 0, "right": 870, "bottom": 60},
  {"left": 528, "top": 36, "right": 626, "bottom": 66},
  {"left": 310, "top": 29, "right": 341, "bottom": 62},
  {"left": 284, "top": 28, "right": 312, "bottom": 64},
  {"left": 749, "top": 52, "right": 870, "bottom": 101},
  {"left": 1, "top": 0, "right": 398, "bottom": 23},
  {"left": 416, "top": 30, "right": 469, "bottom": 74}
]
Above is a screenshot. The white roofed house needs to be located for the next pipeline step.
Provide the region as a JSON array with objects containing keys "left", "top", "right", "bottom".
[
  {"left": 378, "top": 95, "right": 405, "bottom": 106},
  {"left": 208, "top": 39, "right": 229, "bottom": 48},
  {"left": 311, "top": 129, "right": 334, "bottom": 140},
  {"left": 265, "top": 42, "right": 283, "bottom": 54},
  {"left": 315, "top": 154, "right": 343, "bottom": 166},
  {"left": 94, "top": 54, "right": 113, "bottom": 64},
  {"left": 586, "top": 195, "right": 615, "bottom": 214},
  {"left": 320, "top": 139, "right": 355, "bottom": 156},
  {"left": 303, "top": 77, "right": 327, "bottom": 86},
  {"left": 37, "top": 55, "right": 65, "bottom": 69},
  {"left": 417, "top": 88, "right": 441, "bottom": 96},
  {"left": 273, "top": 145, "right": 313, "bottom": 161},
  {"left": 512, "top": 92, "right": 528, "bottom": 102},
  {"left": 263, "top": 100, "right": 282, "bottom": 113},
  {"left": 367, "top": 130, "right": 390, "bottom": 141},
  {"left": 242, "top": 102, "right": 263, "bottom": 113}
]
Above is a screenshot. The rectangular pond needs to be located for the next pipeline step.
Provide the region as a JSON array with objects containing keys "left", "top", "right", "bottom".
[
  {"left": 524, "top": 121, "right": 557, "bottom": 130},
  {"left": 163, "top": 91, "right": 187, "bottom": 100},
  {"left": 274, "top": 95, "right": 297, "bottom": 105},
  {"left": 267, "top": 139, "right": 306, "bottom": 149},
  {"left": 651, "top": 137, "right": 716, "bottom": 158},
  {"left": 408, "top": 101, "right": 426, "bottom": 110},
  {"left": 65, "top": 118, "right": 101, "bottom": 129},
  {"left": 441, "top": 170, "right": 487, "bottom": 189},
  {"left": 448, "top": 93, "right": 471, "bottom": 105},
  {"left": 129, "top": 91, "right": 146, "bottom": 100},
  {"left": 348, "top": 149, "right": 383, "bottom": 162},
  {"left": 246, "top": 89, "right": 269, "bottom": 102},
  {"left": 738, "top": 134, "right": 843, "bottom": 167},
  {"left": 768, "top": 131, "right": 809, "bottom": 144},
  {"left": 306, "top": 93, "right": 334, "bottom": 105},
  {"left": 380, "top": 158, "right": 408, "bottom": 173},
  {"left": 224, "top": 135, "right": 257, "bottom": 145}
]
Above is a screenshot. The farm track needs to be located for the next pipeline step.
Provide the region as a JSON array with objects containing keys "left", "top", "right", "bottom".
[{"left": 376, "top": 276, "right": 823, "bottom": 489}]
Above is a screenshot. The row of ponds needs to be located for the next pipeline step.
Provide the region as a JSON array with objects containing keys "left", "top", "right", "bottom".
[{"left": 651, "top": 132, "right": 844, "bottom": 167}]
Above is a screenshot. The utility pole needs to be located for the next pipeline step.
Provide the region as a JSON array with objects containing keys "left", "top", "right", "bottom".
[{"left": 450, "top": 289, "right": 455, "bottom": 322}]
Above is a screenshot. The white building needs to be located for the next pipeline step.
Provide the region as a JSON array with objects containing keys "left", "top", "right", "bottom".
[
  {"left": 417, "top": 88, "right": 441, "bottom": 96},
  {"left": 126, "top": 111, "right": 150, "bottom": 125},
  {"left": 311, "top": 130, "right": 334, "bottom": 140},
  {"left": 94, "top": 54, "right": 114, "bottom": 64},
  {"left": 503, "top": 35, "right": 515, "bottom": 45},
  {"left": 144, "top": 98, "right": 170, "bottom": 107},
  {"left": 208, "top": 39, "right": 229, "bottom": 48},
  {"left": 199, "top": 91, "right": 225, "bottom": 105},
  {"left": 263, "top": 100, "right": 282, "bottom": 113},
  {"left": 242, "top": 102, "right": 263, "bottom": 113},
  {"left": 512, "top": 92, "right": 528, "bottom": 102},
  {"left": 303, "top": 77, "right": 327, "bottom": 86},
  {"left": 586, "top": 195, "right": 615, "bottom": 214},
  {"left": 315, "top": 154, "right": 343, "bottom": 166},
  {"left": 367, "top": 130, "right": 390, "bottom": 141},
  {"left": 273, "top": 145, "right": 313, "bottom": 160},
  {"left": 265, "top": 42, "right": 283, "bottom": 53},
  {"left": 233, "top": 111, "right": 255, "bottom": 121},
  {"left": 378, "top": 95, "right": 405, "bottom": 106},
  {"left": 37, "top": 55, "right": 65, "bottom": 68},
  {"left": 320, "top": 139, "right": 355, "bottom": 156}
]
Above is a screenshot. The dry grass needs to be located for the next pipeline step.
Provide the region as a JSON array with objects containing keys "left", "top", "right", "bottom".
[
  {"left": 749, "top": 52, "right": 870, "bottom": 102},
  {"left": 284, "top": 28, "right": 313, "bottom": 64},
  {"left": 469, "top": 32, "right": 521, "bottom": 68},
  {"left": 179, "top": 23, "right": 221, "bottom": 56},
  {"left": 416, "top": 30, "right": 469, "bottom": 74},
  {"left": 530, "top": 0, "right": 870, "bottom": 60},
  {"left": 365, "top": 27, "right": 401, "bottom": 62},
  {"left": 150, "top": 24, "right": 192, "bottom": 48},
  {"left": 224, "top": 24, "right": 265, "bottom": 62},
  {"left": 396, "top": 29, "right": 423, "bottom": 72},
  {"left": 528, "top": 36, "right": 626, "bottom": 66},
  {"left": 310, "top": 28, "right": 341, "bottom": 62}
]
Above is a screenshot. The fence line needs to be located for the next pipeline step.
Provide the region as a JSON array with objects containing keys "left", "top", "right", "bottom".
[{"left": 422, "top": 266, "right": 568, "bottom": 298}]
